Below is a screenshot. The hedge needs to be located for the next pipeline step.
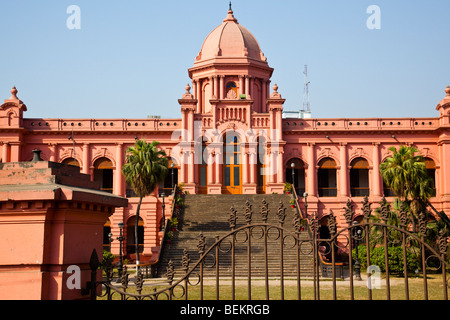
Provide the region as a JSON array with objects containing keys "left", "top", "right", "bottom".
[{"left": 352, "top": 245, "right": 420, "bottom": 274}]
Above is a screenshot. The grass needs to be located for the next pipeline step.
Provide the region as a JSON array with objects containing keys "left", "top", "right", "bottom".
[{"left": 98, "top": 275, "right": 449, "bottom": 300}]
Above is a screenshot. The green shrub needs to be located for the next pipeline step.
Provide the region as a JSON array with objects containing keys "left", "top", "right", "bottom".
[
  {"left": 100, "top": 250, "right": 115, "bottom": 270},
  {"left": 352, "top": 245, "right": 419, "bottom": 274}
]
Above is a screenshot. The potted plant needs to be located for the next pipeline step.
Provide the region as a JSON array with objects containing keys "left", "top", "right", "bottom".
[
  {"left": 168, "top": 217, "right": 178, "bottom": 231},
  {"left": 177, "top": 183, "right": 185, "bottom": 195},
  {"left": 165, "top": 230, "right": 173, "bottom": 244},
  {"left": 175, "top": 197, "right": 184, "bottom": 208},
  {"left": 284, "top": 182, "right": 293, "bottom": 194},
  {"left": 289, "top": 199, "right": 296, "bottom": 208}
]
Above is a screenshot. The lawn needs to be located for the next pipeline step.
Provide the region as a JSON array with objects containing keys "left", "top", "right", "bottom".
[{"left": 98, "top": 275, "right": 448, "bottom": 300}]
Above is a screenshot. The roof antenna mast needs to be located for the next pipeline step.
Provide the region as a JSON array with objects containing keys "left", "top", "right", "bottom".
[{"left": 302, "top": 64, "right": 311, "bottom": 113}]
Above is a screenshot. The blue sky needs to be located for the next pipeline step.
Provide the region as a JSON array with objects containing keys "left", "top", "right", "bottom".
[{"left": 0, "top": 0, "right": 449, "bottom": 119}]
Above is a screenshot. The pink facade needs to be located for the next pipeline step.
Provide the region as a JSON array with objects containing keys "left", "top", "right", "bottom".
[
  {"left": 0, "top": 159, "right": 127, "bottom": 299},
  {"left": 1, "top": 8, "right": 449, "bottom": 263}
]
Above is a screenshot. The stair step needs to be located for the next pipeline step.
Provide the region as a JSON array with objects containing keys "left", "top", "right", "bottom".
[{"left": 155, "top": 194, "right": 314, "bottom": 278}]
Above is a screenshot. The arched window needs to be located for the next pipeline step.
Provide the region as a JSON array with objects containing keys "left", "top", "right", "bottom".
[
  {"left": 126, "top": 216, "right": 144, "bottom": 254},
  {"left": 285, "top": 158, "right": 305, "bottom": 195},
  {"left": 61, "top": 157, "right": 80, "bottom": 167},
  {"left": 94, "top": 157, "right": 113, "bottom": 193},
  {"left": 318, "top": 158, "right": 337, "bottom": 197},
  {"left": 350, "top": 157, "right": 370, "bottom": 197},
  {"left": 424, "top": 158, "right": 436, "bottom": 197},
  {"left": 226, "top": 82, "right": 238, "bottom": 99}
]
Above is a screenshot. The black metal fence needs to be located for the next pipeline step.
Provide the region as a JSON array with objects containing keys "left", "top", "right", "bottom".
[{"left": 85, "top": 196, "right": 449, "bottom": 300}]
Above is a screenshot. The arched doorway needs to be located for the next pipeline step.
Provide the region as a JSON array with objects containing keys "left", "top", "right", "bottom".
[
  {"left": 199, "top": 139, "right": 208, "bottom": 194},
  {"left": 285, "top": 158, "right": 305, "bottom": 195},
  {"left": 257, "top": 136, "right": 266, "bottom": 194},
  {"left": 318, "top": 157, "right": 337, "bottom": 197},
  {"left": 223, "top": 133, "right": 242, "bottom": 194},
  {"left": 350, "top": 157, "right": 370, "bottom": 197},
  {"left": 93, "top": 157, "right": 113, "bottom": 193}
]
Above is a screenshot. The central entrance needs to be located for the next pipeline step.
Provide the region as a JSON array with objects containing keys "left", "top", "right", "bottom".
[{"left": 223, "top": 133, "right": 242, "bottom": 194}]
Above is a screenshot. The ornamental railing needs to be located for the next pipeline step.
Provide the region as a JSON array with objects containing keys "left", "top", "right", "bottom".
[{"left": 84, "top": 196, "right": 449, "bottom": 300}]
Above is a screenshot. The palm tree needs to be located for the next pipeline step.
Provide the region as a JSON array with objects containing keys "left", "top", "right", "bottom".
[
  {"left": 122, "top": 140, "right": 168, "bottom": 264},
  {"left": 380, "top": 145, "right": 450, "bottom": 230}
]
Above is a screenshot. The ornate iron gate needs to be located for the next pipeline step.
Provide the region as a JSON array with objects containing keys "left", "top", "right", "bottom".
[{"left": 85, "top": 196, "right": 449, "bottom": 300}]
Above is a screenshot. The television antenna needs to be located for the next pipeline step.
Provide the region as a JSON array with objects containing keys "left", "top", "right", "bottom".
[{"left": 302, "top": 65, "right": 311, "bottom": 112}]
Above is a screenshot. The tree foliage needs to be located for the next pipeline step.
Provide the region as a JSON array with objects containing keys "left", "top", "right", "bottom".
[
  {"left": 121, "top": 140, "right": 168, "bottom": 262},
  {"left": 122, "top": 140, "right": 168, "bottom": 198}
]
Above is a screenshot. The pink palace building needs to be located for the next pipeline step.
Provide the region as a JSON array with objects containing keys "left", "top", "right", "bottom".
[{"left": 1, "top": 7, "right": 450, "bottom": 263}]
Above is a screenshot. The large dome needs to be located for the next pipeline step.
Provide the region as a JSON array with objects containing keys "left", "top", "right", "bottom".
[{"left": 194, "top": 8, "right": 267, "bottom": 64}]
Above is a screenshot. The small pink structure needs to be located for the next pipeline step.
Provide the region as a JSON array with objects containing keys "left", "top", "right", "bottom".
[{"left": 0, "top": 152, "right": 127, "bottom": 300}]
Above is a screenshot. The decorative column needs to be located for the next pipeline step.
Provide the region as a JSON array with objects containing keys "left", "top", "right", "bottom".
[
  {"left": 1, "top": 142, "right": 9, "bottom": 163},
  {"left": 48, "top": 143, "right": 57, "bottom": 162},
  {"left": 307, "top": 143, "right": 316, "bottom": 197},
  {"left": 262, "top": 80, "right": 267, "bottom": 113},
  {"left": 82, "top": 143, "right": 90, "bottom": 174},
  {"left": 243, "top": 146, "right": 248, "bottom": 185},
  {"left": 239, "top": 75, "right": 245, "bottom": 96},
  {"left": 277, "top": 150, "right": 284, "bottom": 184},
  {"left": 372, "top": 142, "right": 381, "bottom": 197},
  {"left": 435, "top": 87, "right": 450, "bottom": 212},
  {"left": 266, "top": 84, "right": 285, "bottom": 194},
  {"left": 178, "top": 84, "right": 198, "bottom": 194},
  {"left": 215, "top": 149, "right": 222, "bottom": 192},
  {"left": 339, "top": 142, "right": 348, "bottom": 197},
  {"left": 199, "top": 79, "right": 203, "bottom": 113},
  {"left": 210, "top": 76, "right": 215, "bottom": 98},
  {"left": 9, "top": 142, "right": 21, "bottom": 162},
  {"left": 207, "top": 145, "right": 214, "bottom": 188},
  {"left": 214, "top": 76, "right": 220, "bottom": 99},
  {"left": 188, "top": 150, "right": 195, "bottom": 185},
  {"left": 248, "top": 143, "right": 257, "bottom": 186},
  {"left": 245, "top": 76, "right": 250, "bottom": 97},
  {"left": 219, "top": 76, "right": 225, "bottom": 100},
  {"left": 114, "top": 143, "right": 124, "bottom": 196},
  {"left": 192, "top": 80, "right": 197, "bottom": 100}
]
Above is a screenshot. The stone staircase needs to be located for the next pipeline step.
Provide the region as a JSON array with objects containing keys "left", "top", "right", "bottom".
[{"left": 155, "top": 194, "right": 314, "bottom": 279}]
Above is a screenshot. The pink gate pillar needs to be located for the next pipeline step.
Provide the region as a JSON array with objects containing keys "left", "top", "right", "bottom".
[{"left": 0, "top": 153, "right": 128, "bottom": 300}]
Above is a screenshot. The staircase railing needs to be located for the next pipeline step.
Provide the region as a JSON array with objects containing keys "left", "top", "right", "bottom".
[
  {"left": 146, "top": 184, "right": 181, "bottom": 277},
  {"left": 290, "top": 187, "right": 346, "bottom": 279},
  {"left": 291, "top": 185, "right": 304, "bottom": 219}
]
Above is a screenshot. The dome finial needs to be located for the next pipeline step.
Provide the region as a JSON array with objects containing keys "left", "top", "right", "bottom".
[
  {"left": 9, "top": 86, "right": 19, "bottom": 100},
  {"left": 224, "top": 1, "right": 237, "bottom": 22}
]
